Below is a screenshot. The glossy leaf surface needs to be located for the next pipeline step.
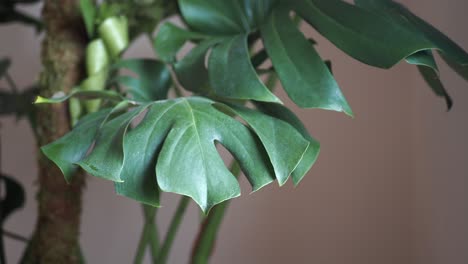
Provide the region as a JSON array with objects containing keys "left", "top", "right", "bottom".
[
  {"left": 260, "top": 7, "right": 352, "bottom": 115},
  {"left": 208, "top": 35, "right": 281, "bottom": 103},
  {"left": 255, "top": 102, "right": 320, "bottom": 185},
  {"left": 45, "top": 96, "right": 312, "bottom": 212},
  {"left": 41, "top": 109, "right": 113, "bottom": 182},
  {"left": 406, "top": 51, "right": 452, "bottom": 109}
]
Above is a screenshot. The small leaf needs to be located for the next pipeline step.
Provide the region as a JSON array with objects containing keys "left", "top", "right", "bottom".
[
  {"left": 208, "top": 35, "right": 281, "bottom": 103},
  {"left": 77, "top": 103, "right": 149, "bottom": 182},
  {"left": 112, "top": 59, "right": 172, "bottom": 102},
  {"left": 41, "top": 108, "right": 113, "bottom": 182},
  {"left": 79, "top": 0, "right": 96, "bottom": 38},
  {"left": 260, "top": 6, "right": 352, "bottom": 115},
  {"left": 406, "top": 51, "right": 452, "bottom": 109},
  {"left": 153, "top": 23, "right": 207, "bottom": 63}
]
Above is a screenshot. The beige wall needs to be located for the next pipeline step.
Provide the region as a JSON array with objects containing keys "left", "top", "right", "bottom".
[
  {"left": 407, "top": 1, "right": 468, "bottom": 264},
  {"left": 1, "top": 1, "right": 467, "bottom": 263}
]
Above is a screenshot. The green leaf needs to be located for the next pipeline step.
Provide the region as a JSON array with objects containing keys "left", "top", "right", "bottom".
[
  {"left": 112, "top": 59, "right": 172, "bottom": 102},
  {"left": 174, "top": 38, "right": 222, "bottom": 94},
  {"left": 79, "top": 0, "right": 96, "bottom": 38},
  {"left": 178, "top": 0, "right": 249, "bottom": 34},
  {"left": 354, "top": 0, "right": 468, "bottom": 107},
  {"left": 77, "top": 103, "right": 149, "bottom": 182},
  {"left": 291, "top": 0, "right": 435, "bottom": 68},
  {"left": 208, "top": 35, "right": 281, "bottom": 103},
  {"left": 355, "top": 0, "right": 468, "bottom": 64},
  {"left": 178, "top": 0, "right": 277, "bottom": 35},
  {"left": 260, "top": 6, "right": 352, "bottom": 115},
  {"left": 41, "top": 108, "right": 113, "bottom": 182},
  {"left": 406, "top": 51, "right": 452, "bottom": 109},
  {"left": 222, "top": 103, "right": 310, "bottom": 185},
  {"left": 153, "top": 23, "right": 207, "bottom": 63},
  {"left": 254, "top": 102, "right": 320, "bottom": 185},
  {"left": 60, "top": 97, "right": 309, "bottom": 212}
]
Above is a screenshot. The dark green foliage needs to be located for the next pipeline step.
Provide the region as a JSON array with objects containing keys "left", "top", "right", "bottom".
[{"left": 39, "top": 0, "right": 468, "bottom": 213}]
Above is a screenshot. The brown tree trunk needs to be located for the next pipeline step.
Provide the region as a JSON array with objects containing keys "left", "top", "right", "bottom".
[{"left": 22, "top": 1, "right": 87, "bottom": 263}]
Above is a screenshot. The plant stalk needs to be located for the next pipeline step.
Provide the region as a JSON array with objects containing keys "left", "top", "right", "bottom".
[
  {"left": 190, "top": 162, "right": 241, "bottom": 264},
  {"left": 156, "top": 196, "right": 190, "bottom": 264},
  {"left": 134, "top": 205, "right": 160, "bottom": 264}
]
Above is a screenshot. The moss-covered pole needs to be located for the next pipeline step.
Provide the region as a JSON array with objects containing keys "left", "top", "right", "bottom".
[{"left": 22, "top": 0, "right": 87, "bottom": 263}]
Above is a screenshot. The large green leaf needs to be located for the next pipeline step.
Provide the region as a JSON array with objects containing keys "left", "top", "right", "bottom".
[
  {"left": 209, "top": 35, "right": 281, "bottom": 103},
  {"left": 58, "top": 97, "right": 310, "bottom": 212},
  {"left": 354, "top": 0, "right": 468, "bottom": 67},
  {"left": 290, "top": 0, "right": 433, "bottom": 68},
  {"left": 260, "top": 6, "right": 352, "bottom": 115},
  {"left": 112, "top": 59, "right": 172, "bottom": 102},
  {"left": 354, "top": 0, "right": 468, "bottom": 107}
]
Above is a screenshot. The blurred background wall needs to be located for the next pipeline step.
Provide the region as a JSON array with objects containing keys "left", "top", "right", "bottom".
[{"left": 1, "top": 0, "right": 467, "bottom": 263}]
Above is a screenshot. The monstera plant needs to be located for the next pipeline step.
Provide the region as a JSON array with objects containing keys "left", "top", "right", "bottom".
[{"left": 1, "top": 0, "right": 467, "bottom": 263}]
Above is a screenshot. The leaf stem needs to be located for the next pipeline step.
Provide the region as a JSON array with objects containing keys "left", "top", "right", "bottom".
[
  {"left": 168, "top": 66, "right": 184, "bottom": 97},
  {"left": 190, "top": 162, "right": 240, "bottom": 264},
  {"left": 133, "top": 205, "right": 159, "bottom": 264},
  {"left": 156, "top": 196, "right": 190, "bottom": 264}
]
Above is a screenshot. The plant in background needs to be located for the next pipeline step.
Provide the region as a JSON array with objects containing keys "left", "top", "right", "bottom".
[{"left": 1, "top": 0, "right": 467, "bottom": 263}]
